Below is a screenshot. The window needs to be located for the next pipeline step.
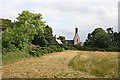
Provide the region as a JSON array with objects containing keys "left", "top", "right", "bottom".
[{"left": 77, "top": 39, "right": 78, "bottom": 42}]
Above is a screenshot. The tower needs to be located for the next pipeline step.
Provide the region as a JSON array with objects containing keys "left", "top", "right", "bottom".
[{"left": 73, "top": 27, "right": 80, "bottom": 45}]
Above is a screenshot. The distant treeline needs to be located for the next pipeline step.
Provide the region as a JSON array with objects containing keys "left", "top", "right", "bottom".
[
  {"left": 84, "top": 27, "right": 120, "bottom": 52},
  {"left": 59, "top": 27, "right": 120, "bottom": 52}
]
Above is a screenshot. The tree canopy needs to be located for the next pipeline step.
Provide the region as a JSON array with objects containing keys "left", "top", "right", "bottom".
[
  {"left": 85, "top": 28, "right": 111, "bottom": 48},
  {"left": 2, "top": 10, "right": 56, "bottom": 52}
]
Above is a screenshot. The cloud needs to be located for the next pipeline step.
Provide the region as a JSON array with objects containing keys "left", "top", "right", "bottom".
[{"left": 0, "top": 0, "right": 119, "bottom": 41}]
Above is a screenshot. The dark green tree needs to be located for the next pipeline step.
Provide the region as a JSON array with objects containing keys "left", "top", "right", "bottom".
[
  {"left": 84, "top": 33, "right": 91, "bottom": 46},
  {"left": 44, "top": 25, "right": 53, "bottom": 46},
  {"left": 57, "top": 36, "right": 66, "bottom": 44},
  {"left": 32, "top": 25, "right": 56, "bottom": 47},
  {"left": 106, "top": 27, "right": 114, "bottom": 41},
  {"left": 113, "top": 32, "right": 120, "bottom": 49},
  {"left": 0, "top": 19, "right": 13, "bottom": 30},
  {"left": 85, "top": 28, "right": 111, "bottom": 48}
]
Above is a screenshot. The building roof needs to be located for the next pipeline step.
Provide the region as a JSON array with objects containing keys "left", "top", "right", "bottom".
[{"left": 56, "top": 39, "right": 63, "bottom": 44}]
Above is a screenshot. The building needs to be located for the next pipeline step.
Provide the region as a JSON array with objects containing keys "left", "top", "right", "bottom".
[
  {"left": 65, "top": 27, "right": 80, "bottom": 45},
  {"left": 56, "top": 39, "right": 63, "bottom": 44}
]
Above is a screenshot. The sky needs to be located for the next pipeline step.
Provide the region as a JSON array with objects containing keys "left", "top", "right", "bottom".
[{"left": 0, "top": 0, "right": 119, "bottom": 42}]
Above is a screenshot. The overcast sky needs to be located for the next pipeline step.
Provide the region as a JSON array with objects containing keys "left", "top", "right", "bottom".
[{"left": 0, "top": 0, "right": 119, "bottom": 42}]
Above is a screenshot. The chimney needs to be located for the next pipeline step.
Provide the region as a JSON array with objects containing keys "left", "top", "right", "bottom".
[{"left": 75, "top": 27, "right": 78, "bottom": 33}]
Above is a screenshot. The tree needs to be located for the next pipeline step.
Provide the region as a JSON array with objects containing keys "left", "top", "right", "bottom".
[
  {"left": 0, "top": 19, "right": 13, "bottom": 30},
  {"left": 84, "top": 33, "right": 91, "bottom": 46},
  {"left": 57, "top": 36, "right": 66, "bottom": 44},
  {"left": 106, "top": 27, "right": 114, "bottom": 41},
  {"left": 16, "top": 10, "right": 45, "bottom": 41},
  {"left": 85, "top": 28, "right": 111, "bottom": 48},
  {"left": 2, "top": 10, "right": 46, "bottom": 51},
  {"left": 113, "top": 32, "right": 120, "bottom": 49},
  {"left": 2, "top": 27, "right": 16, "bottom": 51},
  {"left": 44, "top": 25, "right": 54, "bottom": 46},
  {"left": 32, "top": 25, "right": 56, "bottom": 47}
]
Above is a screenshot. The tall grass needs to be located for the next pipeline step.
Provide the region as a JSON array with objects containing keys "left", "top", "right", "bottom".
[
  {"left": 69, "top": 51, "right": 118, "bottom": 78},
  {"left": 2, "top": 51, "right": 32, "bottom": 65},
  {"left": 2, "top": 46, "right": 64, "bottom": 65}
]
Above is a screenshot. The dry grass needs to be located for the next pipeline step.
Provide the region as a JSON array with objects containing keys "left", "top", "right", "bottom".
[
  {"left": 2, "top": 50, "right": 119, "bottom": 78},
  {"left": 0, "top": 66, "right": 2, "bottom": 79},
  {"left": 69, "top": 51, "right": 119, "bottom": 78},
  {"left": 2, "top": 50, "right": 94, "bottom": 78}
]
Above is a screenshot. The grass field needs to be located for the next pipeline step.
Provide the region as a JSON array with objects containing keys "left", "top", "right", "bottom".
[
  {"left": 2, "top": 50, "right": 119, "bottom": 78},
  {"left": 69, "top": 51, "right": 118, "bottom": 78},
  {"left": 2, "top": 51, "right": 32, "bottom": 65}
]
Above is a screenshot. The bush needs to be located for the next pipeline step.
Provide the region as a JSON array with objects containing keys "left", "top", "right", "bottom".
[
  {"left": 28, "top": 45, "right": 64, "bottom": 57},
  {"left": 63, "top": 45, "right": 77, "bottom": 50},
  {"left": 74, "top": 44, "right": 120, "bottom": 52}
]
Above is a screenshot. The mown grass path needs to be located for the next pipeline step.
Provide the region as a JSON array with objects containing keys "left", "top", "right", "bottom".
[{"left": 2, "top": 50, "right": 95, "bottom": 78}]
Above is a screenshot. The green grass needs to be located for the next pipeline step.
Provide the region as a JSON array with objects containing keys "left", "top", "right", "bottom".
[
  {"left": 69, "top": 51, "right": 118, "bottom": 78},
  {"left": 2, "top": 51, "right": 32, "bottom": 65}
]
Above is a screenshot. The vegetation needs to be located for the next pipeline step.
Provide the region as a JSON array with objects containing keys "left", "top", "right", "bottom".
[
  {"left": 0, "top": 19, "right": 13, "bottom": 30},
  {"left": 84, "top": 28, "right": 120, "bottom": 52},
  {"left": 1, "top": 10, "right": 64, "bottom": 65},
  {"left": 2, "top": 46, "right": 64, "bottom": 65},
  {"left": 62, "top": 28, "right": 120, "bottom": 52},
  {"left": 3, "top": 50, "right": 118, "bottom": 78},
  {"left": 28, "top": 46, "right": 64, "bottom": 57},
  {"left": 1, "top": 10, "right": 119, "bottom": 79},
  {"left": 84, "top": 28, "right": 111, "bottom": 48},
  {"left": 2, "top": 51, "right": 31, "bottom": 65},
  {"left": 2, "top": 50, "right": 95, "bottom": 78},
  {"left": 1, "top": 10, "right": 120, "bottom": 55},
  {"left": 2, "top": 10, "right": 45, "bottom": 52},
  {"left": 57, "top": 36, "right": 66, "bottom": 44},
  {"left": 69, "top": 51, "right": 118, "bottom": 78}
]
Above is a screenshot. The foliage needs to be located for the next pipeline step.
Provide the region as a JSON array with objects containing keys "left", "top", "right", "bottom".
[
  {"left": 2, "top": 10, "right": 65, "bottom": 65},
  {"left": 2, "top": 28, "right": 17, "bottom": 51},
  {"left": 57, "top": 36, "right": 66, "bottom": 44},
  {"left": 113, "top": 32, "right": 120, "bottom": 49},
  {"left": 44, "top": 25, "right": 54, "bottom": 46},
  {"left": 2, "top": 10, "right": 46, "bottom": 52},
  {"left": 85, "top": 28, "right": 111, "bottom": 48},
  {"left": 2, "top": 50, "right": 31, "bottom": 65},
  {"left": 0, "top": 18, "right": 13, "bottom": 30},
  {"left": 29, "top": 46, "right": 64, "bottom": 57},
  {"left": 3, "top": 45, "right": 64, "bottom": 65},
  {"left": 63, "top": 44, "right": 77, "bottom": 50},
  {"left": 32, "top": 25, "right": 57, "bottom": 47},
  {"left": 84, "top": 27, "right": 120, "bottom": 52},
  {"left": 106, "top": 27, "right": 114, "bottom": 42}
]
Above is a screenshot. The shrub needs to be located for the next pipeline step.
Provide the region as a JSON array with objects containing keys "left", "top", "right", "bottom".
[
  {"left": 28, "top": 45, "right": 64, "bottom": 57},
  {"left": 63, "top": 45, "right": 77, "bottom": 50}
]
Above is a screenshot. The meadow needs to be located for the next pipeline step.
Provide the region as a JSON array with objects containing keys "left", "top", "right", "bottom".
[
  {"left": 2, "top": 50, "right": 119, "bottom": 78},
  {"left": 69, "top": 51, "right": 118, "bottom": 78}
]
